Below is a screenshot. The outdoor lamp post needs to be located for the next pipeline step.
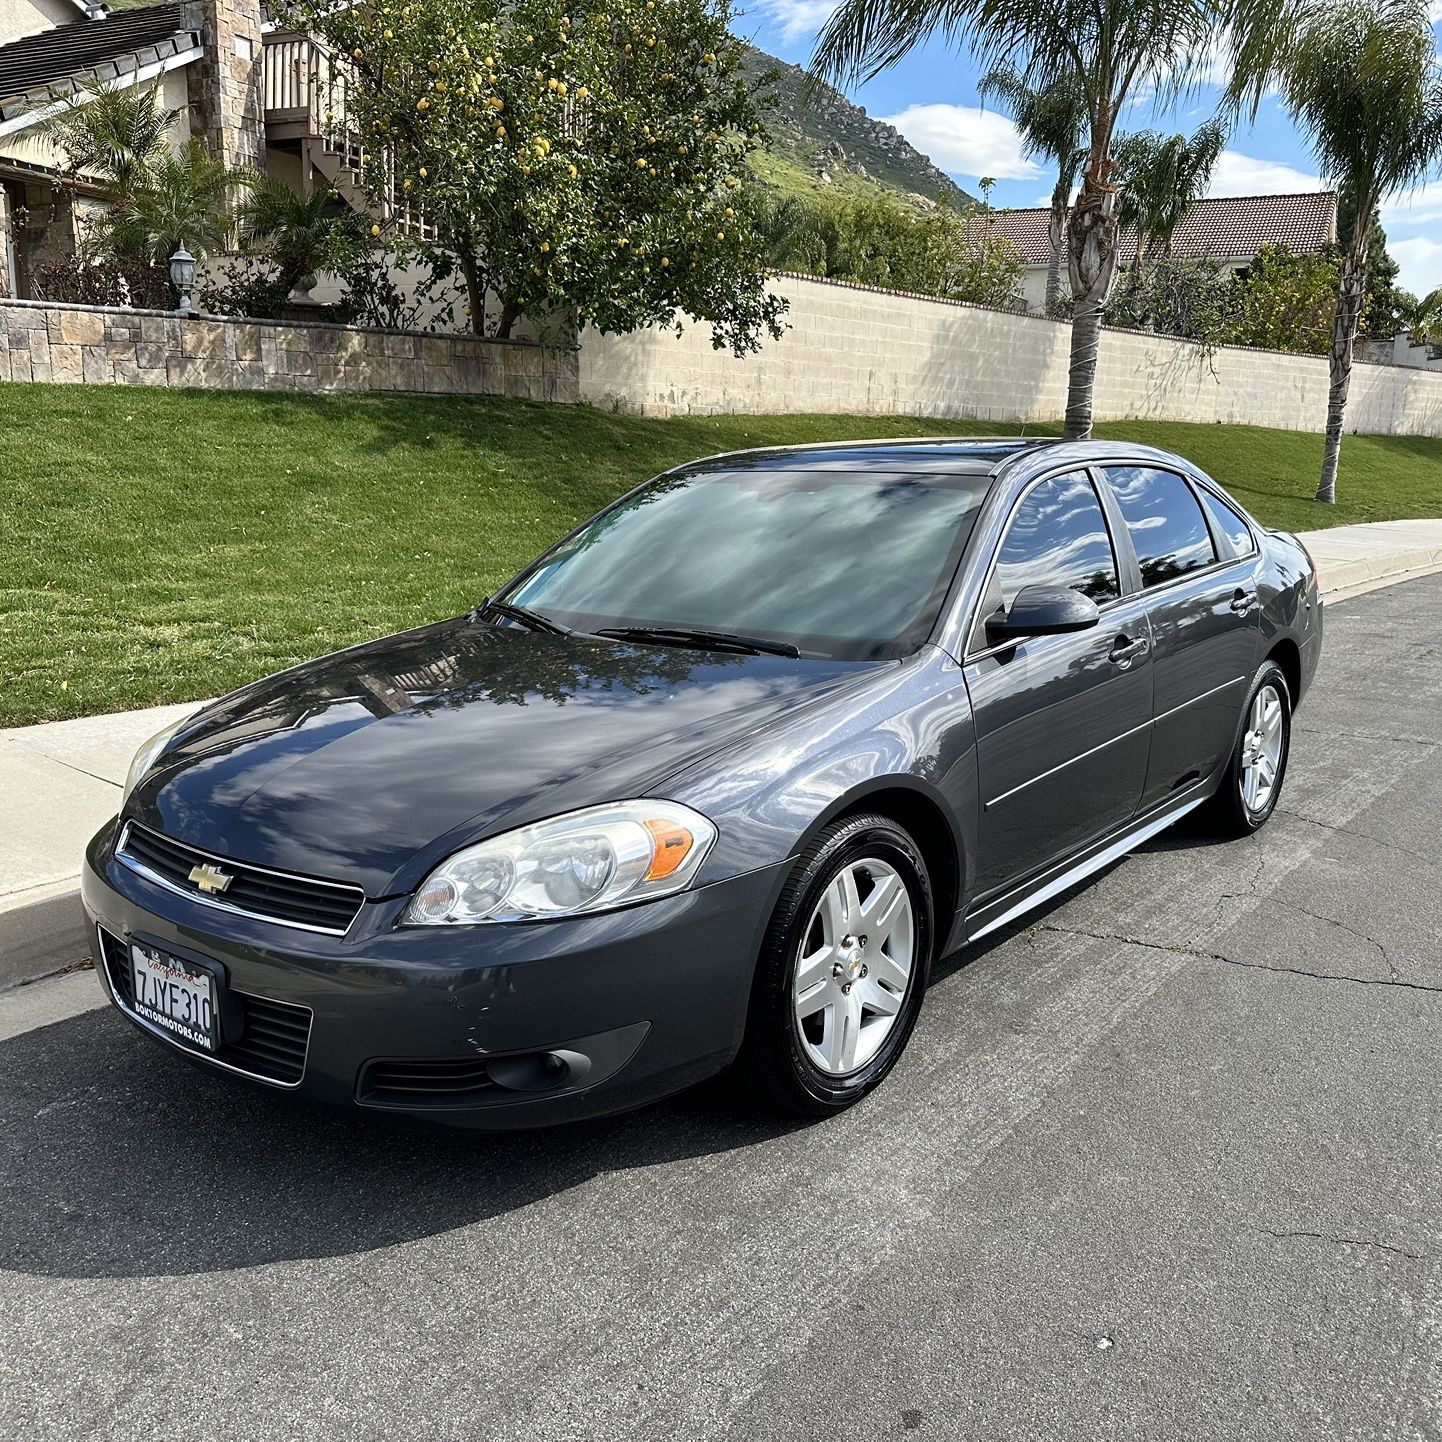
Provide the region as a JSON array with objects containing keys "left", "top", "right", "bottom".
[{"left": 168, "top": 244, "right": 196, "bottom": 318}]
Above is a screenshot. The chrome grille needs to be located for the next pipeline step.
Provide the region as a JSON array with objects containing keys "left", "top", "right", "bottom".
[{"left": 116, "top": 822, "right": 365, "bottom": 935}]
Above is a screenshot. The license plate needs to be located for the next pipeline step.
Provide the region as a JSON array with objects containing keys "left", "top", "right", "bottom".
[{"left": 130, "top": 943, "right": 218, "bottom": 1052}]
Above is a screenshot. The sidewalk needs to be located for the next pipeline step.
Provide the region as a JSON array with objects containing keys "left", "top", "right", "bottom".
[{"left": 4, "top": 517, "right": 1442, "bottom": 990}]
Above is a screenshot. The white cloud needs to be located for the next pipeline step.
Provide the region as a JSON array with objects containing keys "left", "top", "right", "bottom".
[
  {"left": 879, "top": 104, "right": 1043, "bottom": 181},
  {"left": 1382, "top": 180, "right": 1442, "bottom": 229},
  {"left": 755, "top": 0, "right": 838, "bottom": 43},
  {"left": 1390, "top": 235, "right": 1442, "bottom": 300},
  {"left": 1206, "top": 149, "right": 1323, "bottom": 196}
]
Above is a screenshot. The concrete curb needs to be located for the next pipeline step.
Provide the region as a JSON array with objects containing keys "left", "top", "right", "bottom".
[{"left": 0, "top": 880, "right": 92, "bottom": 991}]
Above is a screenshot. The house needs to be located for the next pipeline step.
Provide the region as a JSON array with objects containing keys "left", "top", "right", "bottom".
[
  {"left": 976, "top": 192, "right": 1339, "bottom": 315},
  {"left": 0, "top": 0, "right": 391, "bottom": 300}
]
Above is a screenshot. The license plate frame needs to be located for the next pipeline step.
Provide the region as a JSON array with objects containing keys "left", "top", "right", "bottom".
[{"left": 129, "top": 941, "right": 219, "bottom": 1053}]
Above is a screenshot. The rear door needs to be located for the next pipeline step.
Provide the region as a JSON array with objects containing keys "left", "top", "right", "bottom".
[
  {"left": 1098, "top": 465, "right": 1263, "bottom": 813},
  {"left": 963, "top": 469, "right": 1154, "bottom": 897}
]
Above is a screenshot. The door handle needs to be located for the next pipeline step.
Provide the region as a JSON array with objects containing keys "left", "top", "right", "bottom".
[
  {"left": 1230, "top": 588, "right": 1258, "bottom": 613},
  {"left": 1108, "top": 634, "right": 1148, "bottom": 666}
]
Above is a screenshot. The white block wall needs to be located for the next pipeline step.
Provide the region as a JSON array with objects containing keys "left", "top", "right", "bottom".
[{"left": 579, "top": 273, "right": 1442, "bottom": 438}]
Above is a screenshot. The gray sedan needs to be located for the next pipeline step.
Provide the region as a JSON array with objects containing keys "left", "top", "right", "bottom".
[{"left": 84, "top": 437, "right": 1321, "bottom": 1125}]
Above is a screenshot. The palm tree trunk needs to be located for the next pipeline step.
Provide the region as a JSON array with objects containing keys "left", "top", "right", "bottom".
[
  {"left": 1063, "top": 145, "right": 1120, "bottom": 441},
  {"left": 1045, "top": 174, "right": 1067, "bottom": 315},
  {"left": 1317, "top": 218, "right": 1371, "bottom": 504}
]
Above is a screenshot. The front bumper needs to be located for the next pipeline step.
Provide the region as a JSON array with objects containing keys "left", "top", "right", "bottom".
[{"left": 82, "top": 819, "right": 787, "bottom": 1129}]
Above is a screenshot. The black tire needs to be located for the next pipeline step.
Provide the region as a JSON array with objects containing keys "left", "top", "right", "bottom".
[
  {"left": 738, "top": 812, "right": 934, "bottom": 1118},
  {"left": 1203, "top": 660, "right": 1292, "bottom": 836}
]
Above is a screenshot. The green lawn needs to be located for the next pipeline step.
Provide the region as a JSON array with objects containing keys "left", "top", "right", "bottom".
[{"left": 6, "top": 381, "right": 1442, "bottom": 728}]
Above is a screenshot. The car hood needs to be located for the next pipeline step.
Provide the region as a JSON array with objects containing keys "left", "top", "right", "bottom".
[{"left": 130, "top": 617, "right": 881, "bottom": 895}]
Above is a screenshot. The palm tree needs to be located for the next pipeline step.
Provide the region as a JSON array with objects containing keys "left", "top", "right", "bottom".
[
  {"left": 45, "top": 84, "right": 178, "bottom": 201},
  {"left": 1247, "top": 0, "right": 1442, "bottom": 503},
  {"left": 236, "top": 176, "right": 362, "bottom": 291},
  {"left": 812, "top": 0, "right": 1255, "bottom": 438},
  {"left": 1113, "top": 118, "right": 1226, "bottom": 262},
  {"left": 978, "top": 67, "right": 1086, "bottom": 314},
  {"left": 99, "top": 137, "right": 248, "bottom": 263}
]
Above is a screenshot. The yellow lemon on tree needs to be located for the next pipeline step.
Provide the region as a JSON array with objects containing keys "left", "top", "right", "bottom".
[
  {"left": 371, "top": 223, "right": 381, "bottom": 237},
  {"left": 417, "top": 97, "right": 429, "bottom": 110}
]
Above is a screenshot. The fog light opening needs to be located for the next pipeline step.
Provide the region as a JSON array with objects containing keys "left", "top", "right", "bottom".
[{"left": 486, "top": 1047, "right": 593, "bottom": 1093}]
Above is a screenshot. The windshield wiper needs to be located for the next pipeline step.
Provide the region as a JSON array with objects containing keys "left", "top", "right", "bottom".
[
  {"left": 471, "top": 596, "right": 573, "bottom": 637},
  {"left": 593, "top": 625, "right": 801, "bottom": 659}
]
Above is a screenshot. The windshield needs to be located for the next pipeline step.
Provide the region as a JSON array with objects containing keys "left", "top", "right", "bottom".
[{"left": 503, "top": 467, "right": 992, "bottom": 660}]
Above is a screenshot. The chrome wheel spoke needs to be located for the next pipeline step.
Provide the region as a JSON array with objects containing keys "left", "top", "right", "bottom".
[
  {"left": 857, "top": 976, "right": 902, "bottom": 1018},
  {"left": 860, "top": 871, "right": 904, "bottom": 936},
  {"left": 869, "top": 948, "right": 910, "bottom": 994},
  {"left": 822, "top": 990, "right": 862, "bottom": 1072},
  {"left": 794, "top": 945, "right": 834, "bottom": 1003}
]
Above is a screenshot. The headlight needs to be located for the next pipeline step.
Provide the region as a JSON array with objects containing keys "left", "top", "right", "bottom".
[
  {"left": 403, "top": 800, "right": 718, "bottom": 925},
  {"left": 121, "top": 717, "right": 189, "bottom": 806}
]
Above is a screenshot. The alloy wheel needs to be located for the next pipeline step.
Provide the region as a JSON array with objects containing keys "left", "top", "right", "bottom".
[
  {"left": 1239, "top": 682, "right": 1285, "bottom": 813},
  {"left": 792, "top": 857, "right": 915, "bottom": 1077}
]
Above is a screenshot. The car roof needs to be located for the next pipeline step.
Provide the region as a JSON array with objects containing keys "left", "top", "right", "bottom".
[
  {"left": 671, "top": 436, "right": 1210, "bottom": 481},
  {"left": 673, "top": 437, "right": 1057, "bottom": 477}
]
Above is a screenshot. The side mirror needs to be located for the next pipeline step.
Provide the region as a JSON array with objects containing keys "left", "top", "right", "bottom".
[{"left": 986, "top": 584, "right": 1102, "bottom": 644}]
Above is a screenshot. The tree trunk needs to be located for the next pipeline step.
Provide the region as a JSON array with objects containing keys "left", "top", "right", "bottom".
[
  {"left": 495, "top": 300, "right": 523, "bottom": 339},
  {"left": 1063, "top": 142, "right": 1120, "bottom": 441},
  {"left": 455, "top": 243, "right": 486, "bottom": 336},
  {"left": 1045, "top": 174, "right": 1068, "bottom": 315},
  {"left": 1317, "top": 213, "right": 1371, "bottom": 505}
]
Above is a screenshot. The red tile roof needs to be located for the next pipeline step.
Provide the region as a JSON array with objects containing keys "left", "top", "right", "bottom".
[{"left": 973, "top": 191, "right": 1338, "bottom": 266}]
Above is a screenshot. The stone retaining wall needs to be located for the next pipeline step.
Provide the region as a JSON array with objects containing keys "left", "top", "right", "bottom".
[{"left": 0, "top": 299, "right": 579, "bottom": 401}]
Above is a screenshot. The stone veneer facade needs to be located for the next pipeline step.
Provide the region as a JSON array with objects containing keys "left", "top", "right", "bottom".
[
  {"left": 183, "top": 0, "right": 265, "bottom": 171},
  {"left": 0, "top": 299, "right": 580, "bottom": 401}
]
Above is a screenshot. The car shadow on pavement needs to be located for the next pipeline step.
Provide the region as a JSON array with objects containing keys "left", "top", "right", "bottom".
[{"left": 0, "top": 1005, "right": 807, "bottom": 1281}]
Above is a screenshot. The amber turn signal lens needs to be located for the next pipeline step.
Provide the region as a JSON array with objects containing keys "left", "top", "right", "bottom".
[{"left": 643, "top": 818, "right": 694, "bottom": 881}]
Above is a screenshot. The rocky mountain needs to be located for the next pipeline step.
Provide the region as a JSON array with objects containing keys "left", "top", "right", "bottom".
[{"left": 743, "top": 45, "right": 974, "bottom": 208}]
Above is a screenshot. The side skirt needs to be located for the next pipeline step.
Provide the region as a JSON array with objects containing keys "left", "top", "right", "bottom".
[{"left": 964, "top": 787, "right": 1210, "bottom": 944}]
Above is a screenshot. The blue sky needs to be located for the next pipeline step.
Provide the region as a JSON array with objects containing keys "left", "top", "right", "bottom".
[{"left": 734, "top": 2, "right": 1442, "bottom": 301}]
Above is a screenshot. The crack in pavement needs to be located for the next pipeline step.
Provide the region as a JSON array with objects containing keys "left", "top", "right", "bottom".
[
  {"left": 1253, "top": 1226, "right": 1428, "bottom": 1262},
  {"left": 1277, "top": 807, "right": 1437, "bottom": 868},
  {"left": 1295, "top": 724, "right": 1439, "bottom": 750},
  {"left": 1034, "top": 923, "right": 1442, "bottom": 995},
  {"left": 37, "top": 754, "right": 120, "bottom": 789}
]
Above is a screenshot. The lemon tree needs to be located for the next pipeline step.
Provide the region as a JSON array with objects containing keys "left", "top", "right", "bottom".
[{"left": 282, "top": 0, "right": 786, "bottom": 352}]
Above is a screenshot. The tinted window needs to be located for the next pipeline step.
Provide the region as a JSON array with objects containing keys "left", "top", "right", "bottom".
[
  {"left": 506, "top": 468, "right": 990, "bottom": 661},
  {"left": 993, "top": 472, "right": 1120, "bottom": 610},
  {"left": 1197, "top": 486, "right": 1256, "bottom": 559},
  {"left": 1105, "top": 467, "right": 1216, "bottom": 587}
]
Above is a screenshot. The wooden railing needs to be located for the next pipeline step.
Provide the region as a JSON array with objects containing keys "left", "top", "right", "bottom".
[{"left": 262, "top": 32, "right": 433, "bottom": 238}]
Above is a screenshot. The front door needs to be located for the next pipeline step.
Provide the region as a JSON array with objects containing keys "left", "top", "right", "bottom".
[{"left": 963, "top": 470, "right": 1154, "bottom": 898}]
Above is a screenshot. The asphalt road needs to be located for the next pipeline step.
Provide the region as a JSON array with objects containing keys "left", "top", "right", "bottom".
[{"left": 4, "top": 574, "right": 1442, "bottom": 1442}]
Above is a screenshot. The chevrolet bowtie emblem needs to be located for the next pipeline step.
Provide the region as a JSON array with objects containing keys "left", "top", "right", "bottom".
[{"left": 188, "top": 862, "right": 233, "bottom": 895}]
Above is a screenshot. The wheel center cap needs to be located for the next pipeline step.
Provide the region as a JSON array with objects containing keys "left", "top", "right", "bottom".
[{"left": 836, "top": 936, "right": 867, "bottom": 983}]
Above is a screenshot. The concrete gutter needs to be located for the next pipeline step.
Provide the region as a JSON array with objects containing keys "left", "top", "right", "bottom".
[{"left": 4, "top": 517, "right": 1442, "bottom": 992}]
